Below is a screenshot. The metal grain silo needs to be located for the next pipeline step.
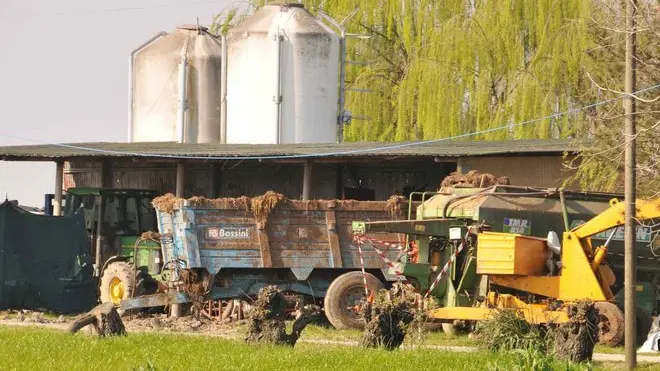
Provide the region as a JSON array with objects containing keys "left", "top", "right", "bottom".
[
  {"left": 129, "top": 25, "right": 224, "bottom": 143},
  {"left": 226, "top": 3, "right": 340, "bottom": 144}
]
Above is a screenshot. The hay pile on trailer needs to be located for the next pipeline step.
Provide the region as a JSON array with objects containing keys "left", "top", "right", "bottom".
[
  {"left": 153, "top": 192, "right": 412, "bottom": 224},
  {"left": 360, "top": 283, "right": 423, "bottom": 350},
  {"left": 250, "top": 191, "right": 287, "bottom": 224},
  {"left": 245, "top": 286, "right": 320, "bottom": 346},
  {"left": 439, "top": 170, "right": 510, "bottom": 189},
  {"left": 386, "top": 195, "right": 408, "bottom": 219},
  {"left": 151, "top": 193, "right": 181, "bottom": 214}
]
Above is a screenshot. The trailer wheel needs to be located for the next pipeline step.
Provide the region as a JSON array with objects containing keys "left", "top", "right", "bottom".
[
  {"left": 595, "top": 302, "right": 625, "bottom": 346},
  {"left": 324, "top": 271, "right": 384, "bottom": 330},
  {"left": 100, "top": 262, "right": 136, "bottom": 311}
]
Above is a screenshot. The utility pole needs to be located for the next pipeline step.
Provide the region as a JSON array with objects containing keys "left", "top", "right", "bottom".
[{"left": 624, "top": 0, "right": 637, "bottom": 369}]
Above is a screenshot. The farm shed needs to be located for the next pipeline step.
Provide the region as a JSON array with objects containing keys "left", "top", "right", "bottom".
[{"left": 0, "top": 139, "right": 581, "bottom": 214}]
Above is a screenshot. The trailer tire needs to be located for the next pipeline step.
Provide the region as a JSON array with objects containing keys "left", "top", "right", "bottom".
[
  {"left": 100, "top": 261, "right": 136, "bottom": 313},
  {"left": 595, "top": 302, "right": 625, "bottom": 346},
  {"left": 324, "top": 271, "right": 384, "bottom": 330}
]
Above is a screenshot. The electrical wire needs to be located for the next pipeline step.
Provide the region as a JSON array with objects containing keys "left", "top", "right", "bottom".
[{"left": 0, "top": 83, "right": 658, "bottom": 161}]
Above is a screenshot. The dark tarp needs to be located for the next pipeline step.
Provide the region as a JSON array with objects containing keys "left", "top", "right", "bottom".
[{"left": 0, "top": 201, "right": 97, "bottom": 313}]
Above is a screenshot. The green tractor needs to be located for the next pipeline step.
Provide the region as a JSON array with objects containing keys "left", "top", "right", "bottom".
[{"left": 62, "top": 188, "right": 163, "bottom": 307}]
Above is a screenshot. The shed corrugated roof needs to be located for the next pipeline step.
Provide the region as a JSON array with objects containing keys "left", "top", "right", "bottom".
[{"left": 0, "top": 139, "right": 580, "bottom": 161}]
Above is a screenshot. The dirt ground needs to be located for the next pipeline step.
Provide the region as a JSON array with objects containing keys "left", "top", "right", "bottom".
[{"left": 0, "top": 309, "right": 245, "bottom": 338}]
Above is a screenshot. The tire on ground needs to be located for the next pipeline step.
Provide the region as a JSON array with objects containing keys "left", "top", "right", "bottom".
[
  {"left": 324, "top": 271, "right": 384, "bottom": 330},
  {"left": 595, "top": 301, "right": 625, "bottom": 346},
  {"left": 100, "top": 261, "right": 136, "bottom": 312}
]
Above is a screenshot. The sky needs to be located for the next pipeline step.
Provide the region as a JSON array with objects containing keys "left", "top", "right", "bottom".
[{"left": 0, "top": 0, "right": 235, "bottom": 207}]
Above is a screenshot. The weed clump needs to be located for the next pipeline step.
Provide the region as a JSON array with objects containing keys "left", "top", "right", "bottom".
[
  {"left": 179, "top": 269, "right": 213, "bottom": 318},
  {"left": 552, "top": 302, "right": 599, "bottom": 363},
  {"left": 475, "top": 301, "right": 599, "bottom": 364},
  {"left": 245, "top": 285, "right": 320, "bottom": 346},
  {"left": 474, "top": 309, "right": 548, "bottom": 352},
  {"left": 360, "top": 282, "right": 424, "bottom": 350}
]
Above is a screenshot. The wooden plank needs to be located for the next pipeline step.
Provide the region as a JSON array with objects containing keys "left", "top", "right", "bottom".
[
  {"left": 257, "top": 222, "right": 273, "bottom": 267},
  {"left": 325, "top": 207, "right": 343, "bottom": 268}
]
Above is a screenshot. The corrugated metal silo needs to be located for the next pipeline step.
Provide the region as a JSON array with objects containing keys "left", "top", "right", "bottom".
[
  {"left": 129, "top": 25, "right": 223, "bottom": 143},
  {"left": 226, "top": 3, "right": 340, "bottom": 144}
]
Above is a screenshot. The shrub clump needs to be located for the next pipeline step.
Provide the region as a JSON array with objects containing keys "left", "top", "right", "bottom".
[
  {"left": 474, "top": 301, "right": 599, "bottom": 364},
  {"left": 360, "top": 282, "right": 425, "bottom": 350}
]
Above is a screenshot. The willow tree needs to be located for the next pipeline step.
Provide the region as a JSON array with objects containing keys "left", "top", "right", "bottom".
[
  {"left": 294, "top": 0, "right": 608, "bottom": 141},
  {"left": 565, "top": 0, "right": 659, "bottom": 197}
]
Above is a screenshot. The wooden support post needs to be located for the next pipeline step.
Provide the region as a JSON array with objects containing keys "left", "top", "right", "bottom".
[
  {"left": 336, "top": 164, "right": 344, "bottom": 199},
  {"left": 176, "top": 162, "right": 186, "bottom": 198},
  {"left": 211, "top": 163, "right": 221, "bottom": 198},
  {"left": 53, "top": 161, "right": 64, "bottom": 216},
  {"left": 99, "top": 160, "right": 112, "bottom": 188},
  {"left": 302, "top": 160, "right": 313, "bottom": 200}
]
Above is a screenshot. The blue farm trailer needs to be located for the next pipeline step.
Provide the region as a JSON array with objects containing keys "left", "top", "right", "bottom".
[{"left": 118, "top": 194, "right": 410, "bottom": 329}]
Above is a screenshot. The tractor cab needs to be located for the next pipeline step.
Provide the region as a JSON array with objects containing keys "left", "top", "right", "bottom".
[{"left": 63, "top": 188, "right": 160, "bottom": 276}]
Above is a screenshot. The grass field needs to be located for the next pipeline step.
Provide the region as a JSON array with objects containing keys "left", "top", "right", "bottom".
[
  {"left": 3, "top": 325, "right": 660, "bottom": 371},
  {"left": 0, "top": 326, "right": 603, "bottom": 371}
]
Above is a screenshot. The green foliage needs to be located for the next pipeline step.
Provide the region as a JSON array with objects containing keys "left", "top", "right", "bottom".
[
  {"left": 296, "top": 0, "right": 607, "bottom": 142},
  {"left": 474, "top": 309, "right": 549, "bottom": 352},
  {"left": 563, "top": 1, "right": 659, "bottom": 197},
  {"left": 487, "top": 346, "right": 594, "bottom": 371},
  {"left": 0, "top": 326, "right": 522, "bottom": 371},
  {"left": 209, "top": 2, "right": 259, "bottom": 36},
  {"left": 133, "top": 362, "right": 158, "bottom": 371}
]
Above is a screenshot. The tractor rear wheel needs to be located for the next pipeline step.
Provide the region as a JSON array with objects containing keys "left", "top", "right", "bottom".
[
  {"left": 324, "top": 271, "right": 384, "bottom": 330},
  {"left": 100, "top": 262, "right": 136, "bottom": 311},
  {"left": 595, "top": 302, "right": 625, "bottom": 346}
]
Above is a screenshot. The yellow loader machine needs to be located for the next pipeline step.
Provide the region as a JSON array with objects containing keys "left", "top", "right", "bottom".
[
  {"left": 430, "top": 197, "right": 659, "bottom": 343},
  {"left": 353, "top": 186, "right": 659, "bottom": 345}
]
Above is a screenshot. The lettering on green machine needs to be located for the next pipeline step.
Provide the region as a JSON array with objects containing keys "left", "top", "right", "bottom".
[
  {"left": 570, "top": 220, "right": 652, "bottom": 243},
  {"left": 503, "top": 218, "right": 531, "bottom": 235}
]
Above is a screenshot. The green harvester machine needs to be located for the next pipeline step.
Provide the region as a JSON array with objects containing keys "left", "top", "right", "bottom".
[{"left": 353, "top": 185, "right": 659, "bottom": 345}]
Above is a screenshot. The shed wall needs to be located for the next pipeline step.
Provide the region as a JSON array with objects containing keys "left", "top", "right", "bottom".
[
  {"left": 460, "top": 155, "right": 575, "bottom": 188},
  {"left": 64, "top": 154, "right": 572, "bottom": 200}
]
